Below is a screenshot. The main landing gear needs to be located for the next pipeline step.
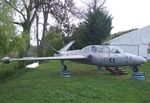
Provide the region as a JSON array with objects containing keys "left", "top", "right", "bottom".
[
  {"left": 60, "top": 60, "right": 70, "bottom": 77},
  {"left": 131, "top": 65, "right": 145, "bottom": 80},
  {"left": 132, "top": 66, "right": 139, "bottom": 72}
]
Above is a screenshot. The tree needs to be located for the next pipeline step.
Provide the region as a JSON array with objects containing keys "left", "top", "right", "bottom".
[
  {"left": 71, "top": 23, "right": 86, "bottom": 49},
  {"left": 43, "top": 26, "right": 64, "bottom": 56},
  {"left": 37, "top": 0, "right": 79, "bottom": 56},
  {"left": 0, "top": 0, "right": 23, "bottom": 55},
  {"left": 86, "top": 0, "right": 106, "bottom": 11},
  {"left": 4, "top": 0, "right": 79, "bottom": 57},
  {"left": 4, "top": 0, "right": 38, "bottom": 57},
  {"left": 84, "top": 7, "right": 113, "bottom": 45},
  {"left": 71, "top": 0, "right": 112, "bottom": 48}
]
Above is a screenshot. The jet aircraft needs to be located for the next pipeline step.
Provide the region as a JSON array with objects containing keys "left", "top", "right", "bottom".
[{"left": 2, "top": 41, "right": 147, "bottom": 76}]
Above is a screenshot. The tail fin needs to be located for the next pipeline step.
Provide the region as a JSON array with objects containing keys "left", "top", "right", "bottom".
[
  {"left": 59, "top": 41, "right": 75, "bottom": 53},
  {"left": 38, "top": 39, "right": 60, "bottom": 54},
  {"left": 39, "top": 39, "right": 74, "bottom": 54}
]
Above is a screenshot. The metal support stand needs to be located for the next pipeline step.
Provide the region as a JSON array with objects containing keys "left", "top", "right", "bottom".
[
  {"left": 60, "top": 60, "right": 70, "bottom": 77},
  {"left": 97, "top": 66, "right": 105, "bottom": 72},
  {"left": 131, "top": 66, "right": 145, "bottom": 80}
]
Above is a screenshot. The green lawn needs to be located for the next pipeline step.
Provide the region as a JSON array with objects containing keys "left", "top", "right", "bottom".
[
  {"left": 0, "top": 61, "right": 150, "bottom": 103},
  {"left": 0, "top": 62, "right": 19, "bottom": 80}
]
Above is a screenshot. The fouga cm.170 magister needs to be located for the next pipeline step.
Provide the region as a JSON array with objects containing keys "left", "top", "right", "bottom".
[{"left": 2, "top": 41, "right": 147, "bottom": 76}]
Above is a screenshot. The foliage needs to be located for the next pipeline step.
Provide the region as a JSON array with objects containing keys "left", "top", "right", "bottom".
[
  {"left": 71, "top": 7, "right": 112, "bottom": 49},
  {"left": 37, "top": 0, "right": 79, "bottom": 56},
  {"left": 0, "top": 0, "right": 24, "bottom": 55},
  {"left": 43, "top": 27, "right": 64, "bottom": 56},
  {"left": 71, "top": 23, "right": 86, "bottom": 49},
  {"left": 0, "top": 61, "right": 150, "bottom": 103},
  {"left": 4, "top": 0, "right": 38, "bottom": 57},
  {"left": 4, "top": 0, "right": 79, "bottom": 57},
  {"left": 0, "top": 62, "right": 19, "bottom": 81},
  {"left": 83, "top": 7, "right": 113, "bottom": 45},
  {"left": 71, "top": 0, "right": 112, "bottom": 49}
]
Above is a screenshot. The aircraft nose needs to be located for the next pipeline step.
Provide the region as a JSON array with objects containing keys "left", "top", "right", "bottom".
[
  {"left": 135, "top": 56, "right": 147, "bottom": 64},
  {"left": 132, "top": 56, "right": 147, "bottom": 65},
  {"left": 139, "top": 57, "right": 147, "bottom": 64}
]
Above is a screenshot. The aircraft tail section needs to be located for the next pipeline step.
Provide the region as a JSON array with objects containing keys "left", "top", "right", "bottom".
[
  {"left": 39, "top": 39, "right": 74, "bottom": 54},
  {"left": 59, "top": 41, "right": 75, "bottom": 53},
  {"left": 38, "top": 39, "right": 60, "bottom": 54}
]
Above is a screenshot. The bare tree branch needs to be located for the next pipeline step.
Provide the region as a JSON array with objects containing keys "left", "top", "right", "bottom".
[
  {"left": 22, "top": 0, "right": 28, "bottom": 10},
  {"left": 4, "top": 0, "right": 26, "bottom": 21},
  {"left": 13, "top": 21, "right": 23, "bottom": 26},
  {"left": 99, "top": 0, "right": 106, "bottom": 8},
  {"left": 30, "top": 10, "right": 36, "bottom": 26},
  {"left": 83, "top": 0, "right": 106, "bottom": 11}
]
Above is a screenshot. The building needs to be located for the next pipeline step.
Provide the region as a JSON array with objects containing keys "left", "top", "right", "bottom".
[{"left": 105, "top": 25, "right": 150, "bottom": 60}]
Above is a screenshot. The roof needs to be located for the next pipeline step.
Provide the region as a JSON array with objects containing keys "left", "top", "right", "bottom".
[{"left": 105, "top": 25, "right": 150, "bottom": 45}]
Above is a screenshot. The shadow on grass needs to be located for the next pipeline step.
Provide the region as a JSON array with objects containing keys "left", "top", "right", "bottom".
[{"left": 0, "top": 68, "right": 30, "bottom": 84}]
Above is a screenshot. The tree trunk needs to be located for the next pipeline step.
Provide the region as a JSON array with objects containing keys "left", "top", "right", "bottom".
[
  {"left": 36, "top": 12, "right": 40, "bottom": 57},
  {"left": 18, "top": 20, "right": 31, "bottom": 67},
  {"left": 40, "top": 12, "right": 48, "bottom": 56}
]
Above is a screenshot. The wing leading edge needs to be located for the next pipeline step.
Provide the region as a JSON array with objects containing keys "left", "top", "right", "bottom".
[{"left": 7, "top": 55, "right": 87, "bottom": 61}]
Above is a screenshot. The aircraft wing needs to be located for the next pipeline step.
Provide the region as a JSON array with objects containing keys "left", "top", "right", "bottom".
[{"left": 2, "top": 55, "right": 87, "bottom": 62}]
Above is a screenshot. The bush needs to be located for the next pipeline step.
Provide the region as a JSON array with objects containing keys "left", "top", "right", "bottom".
[{"left": 0, "top": 62, "right": 19, "bottom": 80}]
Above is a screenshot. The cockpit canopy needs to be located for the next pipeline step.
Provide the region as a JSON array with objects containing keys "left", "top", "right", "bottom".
[{"left": 82, "top": 45, "right": 123, "bottom": 54}]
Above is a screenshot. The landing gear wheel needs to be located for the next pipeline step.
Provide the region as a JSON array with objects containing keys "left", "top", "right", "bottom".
[
  {"left": 60, "top": 60, "right": 70, "bottom": 77},
  {"left": 131, "top": 65, "right": 145, "bottom": 80}
]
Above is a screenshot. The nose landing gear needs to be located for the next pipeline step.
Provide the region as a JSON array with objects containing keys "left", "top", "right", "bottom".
[{"left": 131, "top": 66, "right": 145, "bottom": 80}]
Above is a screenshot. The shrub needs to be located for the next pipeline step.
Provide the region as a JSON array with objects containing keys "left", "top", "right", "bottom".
[{"left": 0, "top": 62, "right": 19, "bottom": 80}]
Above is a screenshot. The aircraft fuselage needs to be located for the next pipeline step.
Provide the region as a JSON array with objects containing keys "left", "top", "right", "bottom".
[{"left": 60, "top": 49, "right": 146, "bottom": 67}]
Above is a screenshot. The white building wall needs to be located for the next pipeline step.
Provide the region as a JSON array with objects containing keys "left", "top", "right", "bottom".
[
  {"left": 139, "top": 45, "right": 147, "bottom": 58},
  {"left": 105, "top": 25, "right": 150, "bottom": 60},
  {"left": 118, "top": 45, "right": 149, "bottom": 58},
  {"left": 117, "top": 45, "right": 139, "bottom": 55}
]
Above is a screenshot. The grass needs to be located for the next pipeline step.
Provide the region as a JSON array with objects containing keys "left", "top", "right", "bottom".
[
  {"left": 0, "top": 61, "right": 150, "bottom": 103},
  {"left": 0, "top": 62, "right": 19, "bottom": 80}
]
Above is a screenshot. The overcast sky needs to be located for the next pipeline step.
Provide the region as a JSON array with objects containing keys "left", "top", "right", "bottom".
[{"left": 75, "top": 0, "right": 150, "bottom": 33}]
